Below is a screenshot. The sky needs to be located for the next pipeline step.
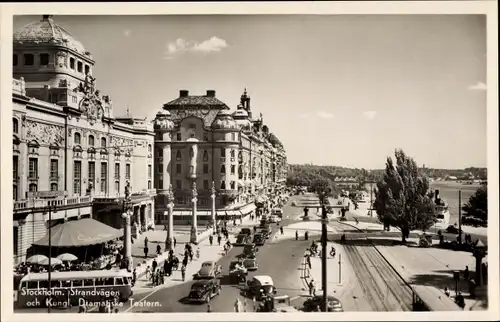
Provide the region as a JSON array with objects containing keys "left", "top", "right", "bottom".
[{"left": 13, "top": 15, "right": 487, "bottom": 169}]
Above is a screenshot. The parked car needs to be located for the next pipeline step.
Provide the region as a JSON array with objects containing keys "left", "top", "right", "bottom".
[
  {"left": 272, "top": 208, "right": 283, "bottom": 218},
  {"left": 243, "top": 258, "right": 259, "bottom": 271},
  {"left": 253, "top": 233, "right": 265, "bottom": 246},
  {"left": 243, "top": 243, "right": 259, "bottom": 258},
  {"left": 445, "top": 225, "right": 462, "bottom": 234},
  {"left": 240, "top": 228, "right": 252, "bottom": 236},
  {"left": 259, "top": 228, "right": 272, "bottom": 239},
  {"left": 194, "top": 261, "right": 222, "bottom": 279},
  {"left": 245, "top": 275, "right": 277, "bottom": 301},
  {"left": 187, "top": 279, "right": 221, "bottom": 303},
  {"left": 234, "top": 234, "right": 251, "bottom": 246},
  {"left": 302, "top": 295, "right": 343, "bottom": 312}
]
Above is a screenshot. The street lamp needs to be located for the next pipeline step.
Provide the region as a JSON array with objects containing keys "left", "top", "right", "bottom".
[
  {"left": 190, "top": 182, "right": 199, "bottom": 244},
  {"left": 165, "top": 184, "right": 175, "bottom": 251},
  {"left": 211, "top": 181, "right": 217, "bottom": 234},
  {"left": 318, "top": 188, "right": 331, "bottom": 312},
  {"left": 44, "top": 205, "right": 57, "bottom": 313},
  {"left": 473, "top": 240, "right": 487, "bottom": 286},
  {"left": 121, "top": 182, "right": 133, "bottom": 271}
]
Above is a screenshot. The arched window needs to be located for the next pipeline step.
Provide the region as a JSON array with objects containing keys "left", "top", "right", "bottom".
[
  {"left": 220, "top": 181, "right": 226, "bottom": 190},
  {"left": 13, "top": 118, "right": 19, "bottom": 134},
  {"left": 74, "top": 132, "right": 81, "bottom": 145},
  {"left": 101, "top": 137, "right": 107, "bottom": 148},
  {"left": 51, "top": 183, "right": 58, "bottom": 191},
  {"left": 29, "top": 183, "right": 38, "bottom": 192},
  {"left": 176, "top": 150, "right": 181, "bottom": 161},
  {"left": 88, "top": 135, "right": 95, "bottom": 146}
]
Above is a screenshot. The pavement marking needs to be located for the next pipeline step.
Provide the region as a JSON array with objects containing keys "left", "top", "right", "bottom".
[{"left": 123, "top": 283, "right": 165, "bottom": 313}]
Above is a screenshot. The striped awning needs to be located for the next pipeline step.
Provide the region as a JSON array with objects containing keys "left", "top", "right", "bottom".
[{"left": 239, "top": 203, "right": 257, "bottom": 215}]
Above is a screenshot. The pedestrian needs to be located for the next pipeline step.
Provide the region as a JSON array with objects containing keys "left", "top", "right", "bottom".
[
  {"left": 182, "top": 256, "right": 188, "bottom": 268},
  {"left": 330, "top": 246, "right": 336, "bottom": 258},
  {"left": 355, "top": 218, "right": 359, "bottom": 225},
  {"left": 309, "top": 280, "right": 316, "bottom": 296},
  {"left": 280, "top": 226, "right": 284, "bottom": 235},
  {"left": 469, "top": 278, "right": 477, "bottom": 298},
  {"left": 234, "top": 298, "right": 241, "bottom": 312},
  {"left": 209, "top": 235, "right": 213, "bottom": 246},
  {"left": 181, "top": 265, "right": 186, "bottom": 281},
  {"left": 243, "top": 298, "right": 247, "bottom": 312},
  {"left": 145, "top": 265, "right": 151, "bottom": 280},
  {"left": 444, "top": 286, "right": 450, "bottom": 297},
  {"left": 157, "top": 244, "right": 162, "bottom": 255},
  {"left": 196, "top": 247, "right": 200, "bottom": 260},
  {"left": 152, "top": 258, "right": 158, "bottom": 271},
  {"left": 464, "top": 266, "right": 470, "bottom": 281},
  {"left": 144, "top": 236, "right": 149, "bottom": 248},
  {"left": 132, "top": 268, "right": 137, "bottom": 286},
  {"left": 207, "top": 304, "right": 212, "bottom": 312},
  {"left": 253, "top": 226, "right": 257, "bottom": 233},
  {"left": 173, "top": 237, "right": 177, "bottom": 248},
  {"left": 252, "top": 296, "right": 257, "bottom": 311},
  {"left": 306, "top": 254, "right": 312, "bottom": 269},
  {"left": 217, "top": 234, "right": 222, "bottom": 246},
  {"left": 455, "top": 292, "right": 465, "bottom": 309},
  {"left": 295, "top": 230, "right": 299, "bottom": 241},
  {"left": 144, "top": 246, "right": 149, "bottom": 258},
  {"left": 189, "top": 249, "right": 193, "bottom": 262}
]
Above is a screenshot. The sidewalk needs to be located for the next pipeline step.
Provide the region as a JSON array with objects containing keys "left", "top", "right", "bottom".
[
  {"left": 271, "top": 221, "right": 338, "bottom": 244},
  {"left": 374, "top": 237, "right": 488, "bottom": 311}
]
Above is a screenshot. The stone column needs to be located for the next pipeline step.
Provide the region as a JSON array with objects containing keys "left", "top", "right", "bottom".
[
  {"left": 211, "top": 181, "right": 217, "bottom": 233},
  {"left": 190, "top": 182, "right": 198, "bottom": 244},
  {"left": 165, "top": 185, "right": 175, "bottom": 251}
]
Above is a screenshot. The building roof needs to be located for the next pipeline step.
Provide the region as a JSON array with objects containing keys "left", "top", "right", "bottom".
[
  {"left": 14, "top": 15, "right": 90, "bottom": 58},
  {"left": 164, "top": 95, "right": 229, "bottom": 109}
]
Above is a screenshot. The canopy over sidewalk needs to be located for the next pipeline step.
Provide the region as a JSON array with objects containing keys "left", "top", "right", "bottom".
[{"left": 32, "top": 218, "right": 123, "bottom": 247}]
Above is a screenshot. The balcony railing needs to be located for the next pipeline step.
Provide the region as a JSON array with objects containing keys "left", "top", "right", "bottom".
[{"left": 13, "top": 196, "right": 93, "bottom": 211}]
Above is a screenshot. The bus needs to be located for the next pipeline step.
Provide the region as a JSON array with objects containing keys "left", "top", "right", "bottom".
[
  {"left": 15, "top": 269, "right": 133, "bottom": 309},
  {"left": 412, "top": 285, "right": 461, "bottom": 311}
]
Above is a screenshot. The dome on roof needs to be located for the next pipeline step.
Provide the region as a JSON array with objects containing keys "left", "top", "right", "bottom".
[
  {"left": 154, "top": 109, "right": 175, "bottom": 131},
  {"left": 212, "top": 109, "right": 238, "bottom": 130},
  {"left": 232, "top": 109, "right": 249, "bottom": 118},
  {"left": 14, "top": 15, "right": 90, "bottom": 57}
]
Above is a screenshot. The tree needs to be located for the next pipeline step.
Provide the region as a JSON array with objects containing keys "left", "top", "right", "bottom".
[
  {"left": 462, "top": 184, "right": 487, "bottom": 223},
  {"left": 373, "top": 149, "right": 437, "bottom": 243}
]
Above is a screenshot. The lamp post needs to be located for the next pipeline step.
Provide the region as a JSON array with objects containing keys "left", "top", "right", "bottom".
[
  {"left": 190, "top": 182, "right": 198, "bottom": 244},
  {"left": 318, "top": 188, "right": 330, "bottom": 312},
  {"left": 121, "top": 182, "right": 133, "bottom": 272},
  {"left": 165, "top": 184, "right": 175, "bottom": 251},
  {"left": 45, "top": 205, "right": 56, "bottom": 313},
  {"left": 211, "top": 181, "right": 217, "bottom": 234},
  {"left": 473, "top": 240, "right": 487, "bottom": 286}
]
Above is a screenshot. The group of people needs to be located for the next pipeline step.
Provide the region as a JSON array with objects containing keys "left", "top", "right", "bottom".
[{"left": 295, "top": 230, "right": 309, "bottom": 241}]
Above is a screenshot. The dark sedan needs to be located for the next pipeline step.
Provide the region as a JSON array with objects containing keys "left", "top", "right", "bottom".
[
  {"left": 302, "top": 295, "right": 343, "bottom": 312},
  {"left": 253, "top": 233, "right": 265, "bottom": 246}
]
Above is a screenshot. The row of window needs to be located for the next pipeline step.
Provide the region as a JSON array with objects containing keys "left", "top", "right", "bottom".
[
  {"left": 157, "top": 163, "right": 240, "bottom": 176},
  {"left": 161, "top": 148, "right": 242, "bottom": 161},
  {"left": 158, "top": 132, "right": 239, "bottom": 142},
  {"left": 13, "top": 53, "right": 91, "bottom": 75},
  {"left": 166, "top": 179, "right": 237, "bottom": 191}
]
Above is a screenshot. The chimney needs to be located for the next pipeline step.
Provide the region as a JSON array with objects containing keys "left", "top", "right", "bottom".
[
  {"left": 206, "top": 90, "right": 216, "bottom": 97},
  {"left": 179, "top": 90, "right": 189, "bottom": 97}
]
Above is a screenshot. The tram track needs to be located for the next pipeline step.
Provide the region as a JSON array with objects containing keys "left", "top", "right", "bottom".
[{"left": 330, "top": 220, "right": 413, "bottom": 311}]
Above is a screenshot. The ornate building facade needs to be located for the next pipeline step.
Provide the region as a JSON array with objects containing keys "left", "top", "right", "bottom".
[
  {"left": 12, "top": 15, "right": 156, "bottom": 264},
  {"left": 153, "top": 89, "right": 287, "bottom": 224}
]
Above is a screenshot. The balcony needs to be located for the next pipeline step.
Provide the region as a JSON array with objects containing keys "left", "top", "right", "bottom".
[{"left": 13, "top": 195, "right": 93, "bottom": 211}]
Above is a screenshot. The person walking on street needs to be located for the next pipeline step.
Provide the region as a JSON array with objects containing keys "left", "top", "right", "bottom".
[
  {"left": 280, "top": 226, "right": 284, "bottom": 235},
  {"left": 306, "top": 253, "right": 312, "bottom": 269},
  {"left": 157, "top": 244, "right": 162, "bottom": 255},
  {"left": 217, "top": 234, "right": 222, "bottom": 246},
  {"left": 295, "top": 230, "right": 299, "bottom": 241},
  {"left": 144, "top": 237, "right": 149, "bottom": 248},
  {"left": 196, "top": 247, "right": 200, "bottom": 260},
  {"left": 152, "top": 258, "right": 158, "bottom": 273},
  {"left": 207, "top": 304, "right": 212, "bottom": 312},
  {"left": 132, "top": 268, "right": 137, "bottom": 286},
  {"left": 464, "top": 266, "right": 470, "bottom": 281},
  {"left": 444, "top": 286, "right": 450, "bottom": 297},
  {"left": 234, "top": 298, "right": 241, "bottom": 312},
  {"left": 181, "top": 265, "right": 186, "bottom": 281},
  {"left": 144, "top": 246, "right": 149, "bottom": 258},
  {"left": 309, "top": 279, "right": 316, "bottom": 296},
  {"left": 173, "top": 237, "right": 177, "bottom": 248},
  {"left": 209, "top": 235, "right": 213, "bottom": 246}
]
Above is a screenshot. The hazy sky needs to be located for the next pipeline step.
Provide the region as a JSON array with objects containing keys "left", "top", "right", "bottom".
[{"left": 13, "top": 15, "right": 487, "bottom": 169}]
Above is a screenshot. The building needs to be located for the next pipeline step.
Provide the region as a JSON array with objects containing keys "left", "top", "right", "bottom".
[
  {"left": 153, "top": 89, "right": 287, "bottom": 224},
  {"left": 12, "top": 15, "right": 156, "bottom": 264}
]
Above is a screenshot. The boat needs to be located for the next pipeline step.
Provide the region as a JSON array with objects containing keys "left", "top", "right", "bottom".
[{"left": 433, "top": 190, "right": 450, "bottom": 228}]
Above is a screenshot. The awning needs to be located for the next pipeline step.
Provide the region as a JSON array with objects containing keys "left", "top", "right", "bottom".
[
  {"left": 239, "top": 203, "right": 257, "bottom": 215},
  {"left": 32, "top": 218, "right": 122, "bottom": 247}
]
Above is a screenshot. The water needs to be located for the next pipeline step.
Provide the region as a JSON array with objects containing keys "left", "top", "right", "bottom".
[{"left": 430, "top": 181, "right": 480, "bottom": 226}]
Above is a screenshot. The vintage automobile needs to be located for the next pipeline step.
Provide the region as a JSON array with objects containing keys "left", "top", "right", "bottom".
[
  {"left": 243, "top": 258, "right": 259, "bottom": 271},
  {"left": 234, "top": 234, "right": 251, "bottom": 246},
  {"left": 302, "top": 295, "right": 344, "bottom": 312},
  {"left": 258, "top": 228, "right": 272, "bottom": 239},
  {"left": 272, "top": 208, "right": 284, "bottom": 218},
  {"left": 257, "top": 294, "right": 299, "bottom": 312},
  {"left": 242, "top": 243, "right": 259, "bottom": 258},
  {"left": 187, "top": 279, "right": 221, "bottom": 303},
  {"left": 239, "top": 228, "right": 252, "bottom": 236},
  {"left": 228, "top": 260, "right": 248, "bottom": 283},
  {"left": 268, "top": 215, "right": 280, "bottom": 223},
  {"left": 253, "top": 233, "right": 265, "bottom": 246},
  {"left": 194, "top": 261, "right": 222, "bottom": 279},
  {"left": 245, "top": 275, "right": 277, "bottom": 301},
  {"left": 259, "top": 219, "right": 269, "bottom": 228}
]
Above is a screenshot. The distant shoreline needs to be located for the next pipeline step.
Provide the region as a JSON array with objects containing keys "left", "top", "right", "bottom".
[{"left": 430, "top": 180, "right": 483, "bottom": 189}]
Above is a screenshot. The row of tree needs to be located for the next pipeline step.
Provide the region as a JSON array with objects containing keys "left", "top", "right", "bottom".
[{"left": 372, "top": 149, "right": 488, "bottom": 243}]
